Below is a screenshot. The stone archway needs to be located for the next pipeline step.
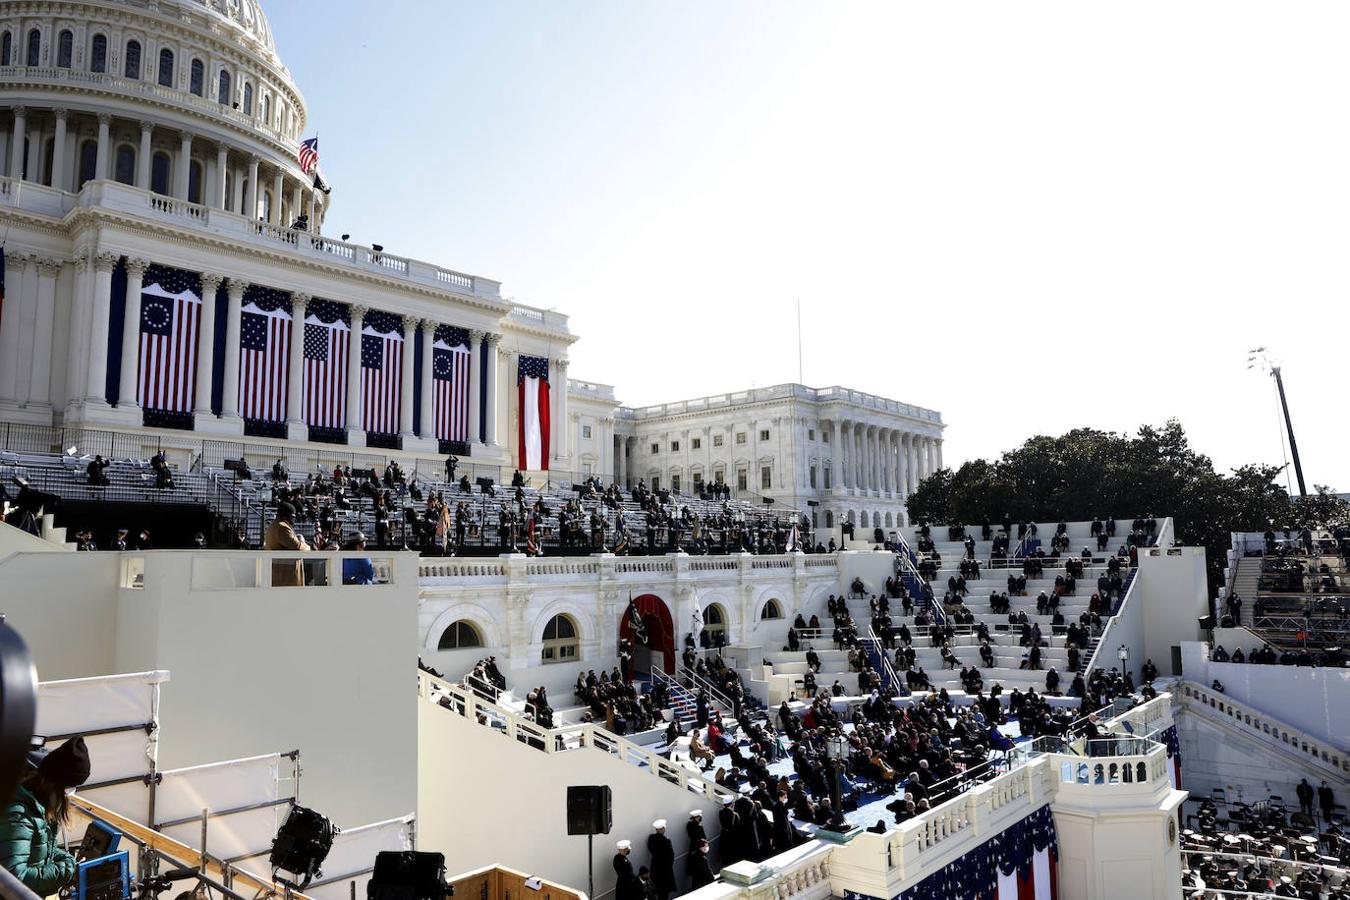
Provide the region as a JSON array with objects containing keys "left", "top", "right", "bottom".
[{"left": 619, "top": 593, "right": 676, "bottom": 674}]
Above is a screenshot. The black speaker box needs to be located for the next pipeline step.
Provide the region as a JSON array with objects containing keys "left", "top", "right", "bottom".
[{"left": 566, "top": 785, "right": 612, "bottom": 835}]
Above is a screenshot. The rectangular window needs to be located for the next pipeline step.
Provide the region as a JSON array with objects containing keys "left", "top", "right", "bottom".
[
  {"left": 823, "top": 431, "right": 830, "bottom": 444},
  {"left": 737, "top": 469, "right": 747, "bottom": 491},
  {"left": 735, "top": 433, "right": 746, "bottom": 445},
  {"left": 583, "top": 463, "right": 592, "bottom": 477},
  {"left": 671, "top": 440, "right": 680, "bottom": 452},
  {"left": 759, "top": 429, "right": 770, "bottom": 441},
  {"left": 651, "top": 476, "right": 660, "bottom": 491},
  {"left": 761, "top": 467, "right": 772, "bottom": 489},
  {"left": 824, "top": 467, "right": 832, "bottom": 489},
  {"left": 808, "top": 429, "right": 815, "bottom": 441},
  {"left": 809, "top": 466, "right": 817, "bottom": 489},
  {"left": 651, "top": 443, "right": 659, "bottom": 454},
  {"left": 713, "top": 435, "right": 724, "bottom": 447},
  {"left": 582, "top": 425, "right": 592, "bottom": 439},
  {"left": 671, "top": 475, "right": 681, "bottom": 493},
  {"left": 693, "top": 472, "right": 703, "bottom": 486},
  {"left": 692, "top": 438, "right": 701, "bottom": 450},
  {"left": 714, "top": 469, "right": 725, "bottom": 484}
]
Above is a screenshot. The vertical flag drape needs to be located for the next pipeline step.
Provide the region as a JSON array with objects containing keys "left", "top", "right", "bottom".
[
  {"left": 302, "top": 299, "right": 349, "bottom": 430},
  {"left": 237, "top": 286, "right": 292, "bottom": 423},
  {"left": 433, "top": 325, "right": 470, "bottom": 442},
  {"left": 361, "top": 310, "right": 403, "bottom": 435},
  {"left": 518, "top": 354, "right": 550, "bottom": 471},
  {"left": 137, "top": 265, "right": 201, "bottom": 413}
]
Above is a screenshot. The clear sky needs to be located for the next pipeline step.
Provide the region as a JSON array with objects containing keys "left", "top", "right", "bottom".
[{"left": 266, "top": 1, "right": 1350, "bottom": 491}]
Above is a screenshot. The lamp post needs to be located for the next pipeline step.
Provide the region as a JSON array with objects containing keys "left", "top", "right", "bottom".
[
  {"left": 1117, "top": 644, "right": 1129, "bottom": 671},
  {"left": 825, "top": 733, "right": 849, "bottom": 832}
]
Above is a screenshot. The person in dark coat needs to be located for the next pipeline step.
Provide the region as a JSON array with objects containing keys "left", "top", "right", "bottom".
[
  {"left": 613, "top": 841, "right": 638, "bottom": 900},
  {"left": 647, "top": 820, "right": 677, "bottom": 900},
  {"left": 686, "top": 810, "right": 706, "bottom": 851},
  {"left": 718, "top": 797, "right": 739, "bottom": 866},
  {"left": 734, "top": 795, "right": 760, "bottom": 862},
  {"left": 1318, "top": 781, "right": 1336, "bottom": 824},
  {"left": 687, "top": 840, "right": 714, "bottom": 890},
  {"left": 770, "top": 793, "right": 794, "bottom": 851},
  {"left": 0, "top": 738, "right": 90, "bottom": 896}
]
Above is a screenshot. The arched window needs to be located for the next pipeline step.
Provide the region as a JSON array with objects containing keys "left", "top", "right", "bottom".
[
  {"left": 217, "top": 69, "right": 231, "bottom": 105},
  {"left": 77, "top": 140, "right": 97, "bottom": 188},
  {"left": 157, "top": 48, "right": 173, "bottom": 87},
  {"left": 26, "top": 28, "right": 40, "bottom": 67},
  {"left": 825, "top": 510, "right": 834, "bottom": 529},
  {"left": 541, "top": 614, "right": 579, "bottom": 663},
  {"left": 437, "top": 620, "right": 482, "bottom": 650},
  {"left": 56, "top": 30, "right": 72, "bottom": 68},
  {"left": 885, "top": 513, "right": 893, "bottom": 528},
  {"left": 242, "top": 82, "right": 253, "bottom": 115},
  {"left": 150, "top": 151, "right": 171, "bottom": 195},
  {"left": 261, "top": 94, "right": 270, "bottom": 125},
  {"left": 189, "top": 58, "right": 204, "bottom": 96},
  {"left": 124, "top": 39, "right": 141, "bottom": 79},
  {"left": 760, "top": 599, "right": 783, "bottom": 621},
  {"left": 114, "top": 145, "right": 135, "bottom": 185},
  {"left": 1, "top": 32, "right": 11, "bottom": 67},
  {"left": 188, "top": 160, "right": 203, "bottom": 204},
  {"left": 224, "top": 170, "right": 235, "bottom": 211},
  {"left": 90, "top": 34, "right": 107, "bottom": 73},
  {"left": 702, "top": 605, "right": 726, "bottom": 642}
]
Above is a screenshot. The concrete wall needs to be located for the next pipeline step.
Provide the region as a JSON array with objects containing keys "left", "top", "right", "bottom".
[
  {"left": 1136, "top": 546, "right": 1208, "bottom": 677},
  {"left": 418, "top": 700, "right": 720, "bottom": 900},
  {"left": 1181, "top": 642, "right": 1350, "bottom": 749},
  {"left": 0, "top": 550, "right": 122, "bottom": 680}
]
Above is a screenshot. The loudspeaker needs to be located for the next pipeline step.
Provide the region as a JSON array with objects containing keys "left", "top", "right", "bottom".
[
  {"left": 1198, "top": 615, "right": 1216, "bottom": 631},
  {"left": 566, "top": 785, "right": 612, "bottom": 835}
]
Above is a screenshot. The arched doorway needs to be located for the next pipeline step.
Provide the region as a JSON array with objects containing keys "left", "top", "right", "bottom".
[{"left": 619, "top": 593, "right": 675, "bottom": 674}]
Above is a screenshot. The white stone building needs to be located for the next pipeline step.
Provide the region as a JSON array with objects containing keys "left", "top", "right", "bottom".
[{"left": 611, "top": 383, "right": 944, "bottom": 532}]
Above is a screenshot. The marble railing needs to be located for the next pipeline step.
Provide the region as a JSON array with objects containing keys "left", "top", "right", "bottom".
[
  {"left": 417, "top": 551, "right": 838, "bottom": 589},
  {"left": 1175, "top": 680, "right": 1348, "bottom": 776}
]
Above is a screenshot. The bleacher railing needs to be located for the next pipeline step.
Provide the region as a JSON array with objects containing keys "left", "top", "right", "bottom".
[{"left": 419, "top": 671, "right": 738, "bottom": 802}]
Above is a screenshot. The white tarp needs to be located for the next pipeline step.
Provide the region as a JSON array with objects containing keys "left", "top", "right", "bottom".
[
  {"left": 37, "top": 672, "right": 165, "bottom": 786},
  {"left": 156, "top": 754, "right": 286, "bottom": 863},
  {"left": 283, "top": 815, "right": 415, "bottom": 900}
]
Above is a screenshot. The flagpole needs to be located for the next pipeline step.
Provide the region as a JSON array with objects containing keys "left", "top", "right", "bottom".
[{"left": 796, "top": 298, "right": 803, "bottom": 385}]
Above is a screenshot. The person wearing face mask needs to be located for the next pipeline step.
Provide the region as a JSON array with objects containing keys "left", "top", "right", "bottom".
[{"left": 0, "top": 737, "right": 92, "bottom": 896}]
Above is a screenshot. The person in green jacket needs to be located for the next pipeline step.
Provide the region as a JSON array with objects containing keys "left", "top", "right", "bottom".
[{"left": 0, "top": 737, "right": 91, "bottom": 896}]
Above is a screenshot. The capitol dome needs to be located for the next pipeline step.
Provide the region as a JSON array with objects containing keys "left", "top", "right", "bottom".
[{"left": 175, "top": 0, "right": 276, "bottom": 54}]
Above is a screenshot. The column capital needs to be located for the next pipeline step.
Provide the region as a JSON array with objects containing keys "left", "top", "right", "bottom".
[
  {"left": 225, "top": 277, "right": 248, "bottom": 297},
  {"left": 200, "top": 272, "right": 224, "bottom": 292},
  {"left": 124, "top": 257, "right": 150, "bottom": 279},
  {"left": 497, "top": 344, "right": 512, "bottom": 361},
  {"left": 177, "top": 129, "right": 194, "bottom": 145},
  {"left": 553, "top": 357, "right": 569, "bottom": 371},
  {"left": 140, "top": 119, "right": 155, "bottom": 133},
  {"left": 52, "top": 107, "right": 68, "bottom": 122},
  {"left": 468, "top": 327, "right": 484, "bottom": 341},
  {"left": 291, "top": 291, "right": 311, "bottom": 310},
  {"left": 32, "top": 256, "right": 62, "bottom": 277},
  {"left": 247, "top": 154, "right": 261, "bottom": 167},
  {"left": 486, "top": 332, "right": 502, "bottom": 347},
  {"left": 93, "top": 252, "right": 119, "bottom": 272},
  {"left": 350, "top": 302, "right": 368, "bottom": 318},
  {"left": 11, "top": 105, "right": 26, "bottom": 118},
  {"left": 96, "top": 112, "right": 112, "bottom": 126}
]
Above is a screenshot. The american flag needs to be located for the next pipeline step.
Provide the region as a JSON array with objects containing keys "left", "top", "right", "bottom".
[
  {"left": 297, "top": 137, "right": 319, "bottom": 175},
  {"left": 433, "top": 326, "right": 470, "bottom": 441},
  {"left": 238, "top": 303, "right": 292, "bottom": 422},
  {"left": 360, "top": 314, "right": 403, "bottom": 435},
  {"left": 303, "top": 306, "right": 349, "bottom": 430},
  {"left": 138, "top": 281, "right": 200, "bottom": 412}
]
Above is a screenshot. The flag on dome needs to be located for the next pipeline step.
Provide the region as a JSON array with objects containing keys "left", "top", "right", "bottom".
[
  {"left": 298, "top": 137, "right": 319, "bottom": 175},
  {"left": 517, "top": 355, "right": 550, "bottom": 471}
]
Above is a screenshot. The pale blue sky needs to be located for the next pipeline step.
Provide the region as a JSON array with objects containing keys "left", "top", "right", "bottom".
[{"left": 267, "top": 1, "right": 1350, "bottom": 491}]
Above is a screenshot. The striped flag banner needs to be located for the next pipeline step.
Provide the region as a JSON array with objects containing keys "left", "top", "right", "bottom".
[
  {"left": 302, "top": 308, "right": 350, "bottom": 430},
  {"left": 433, "top": 326, "right": 470, "bottom": 442},
  {"left": 360, "top": 313, "right": 403, "bottom": 435},
  {"left": 138, "top": 274, "right": 201, "bottom": 413},
  {"left": 238, "top": 301, "right": 292, "bottom": 423},
  {"left": 517, "top": 354, "right": 550, "bottom": 471}
]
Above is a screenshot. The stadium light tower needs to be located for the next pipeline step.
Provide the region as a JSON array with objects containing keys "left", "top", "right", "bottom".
[{"left": 1247, "top": 348, "right": 1307, "bottom": 498}]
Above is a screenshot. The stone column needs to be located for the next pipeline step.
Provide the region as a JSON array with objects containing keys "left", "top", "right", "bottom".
[
  {"left": 936, "top": 437, "right": 944, "bottom": 472},
  {"left": 215, "top": 145, "right": 229, "bottom": 209},
  {"left": 219, "top": 278, "right": 246, "bottom": 420},
  {"left": 64, "top": 253, "right": 91, "bottom": 408},
  {"left": 285, "top": 293, "right": 309, "bottom": 438},
  {"left": 49, "top": 109, "right": 66, "bottom": 191},
  {"left": 863, "top": 426, "right": 873, "bottom": 491},
  {"left": 194, "top": 273, "right": 222, "bottom": 417},
  {"left": 467, "top": 329, "right": 482, "bottom": 445},
  {"left": 484, "top": 333, "right": 500, "bottom": 446},
  {"left": 553, "top": 358, "right": 569, "bottom": 460},
  {"left": 418, "top": 320, "right": 436, "bottom": 442},
  {"left": 30, "top": 257, "right": 59, "bottom": 407},
  {"left": 0, "top": 253, "right": 27, "bottom": 401},
  {"left": 94, "top": 113, "right": 111, "bottom": 181},
  {"left": 9, "top": 106, "right": 25, "bottom": 181},
  {"left": 244, "top": 155, "right": 259, "bottom": 220},
  {"left": 271, "top": 170, "right": 284, "bottom": 225},
  {"left": 85, "top": 251, "right": 119, "bottom": 405},
  {"left": 878, "top": 428, "right": 889, "bottom": 493},
  {"left": 116, "top": 257, "right": 149, "bottom": 408},
  {"left": 398, "top": 317, "right": 415, "bottom": 440},
  {"left": 827, "top": 420, "right": 837, "bottom": 489},
  {"left": 291, "top": 184, "right": 303, "bottom": 225},
  {"left": 175, "top": 131, "right": 193, "bottom": 199},
  {"left": 344, "top": 304, "right": 366, "bottom": 444},
  {"left": 137, "top": 121, "right": 154, "bottom": 189},
  {"left": 928, "top": 437, "right": 938, "bottom": 475}
]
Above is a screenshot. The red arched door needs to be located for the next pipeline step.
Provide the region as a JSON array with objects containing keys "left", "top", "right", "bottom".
[{"left": 619, "top": 593, "right": 676, "bottom": 674}]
